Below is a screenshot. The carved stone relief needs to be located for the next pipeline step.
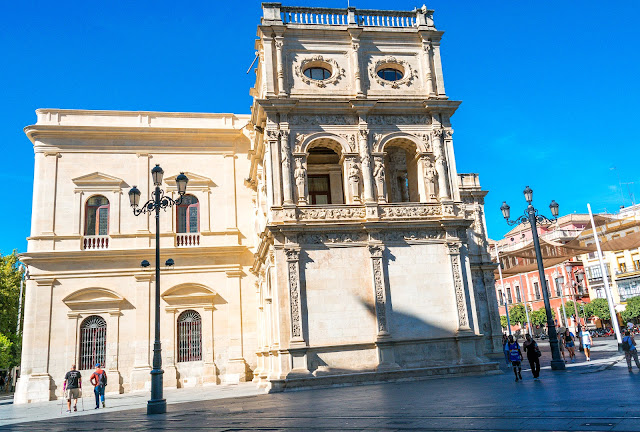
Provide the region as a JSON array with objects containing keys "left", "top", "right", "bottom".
[
  {"left": 298, "top": 206, "right": 366, "bottom": 221},
  {"left": 367, "top": 115, "right": 431, "bottom": 125},
  {"left": 368, "top": 244, "right": 389, "bottom": 335},
  {"left": 369, "top": 56, "right": 419, "bottom": 89},
  {"left": 447, "top": 243, "right": 469, "bottom": 329},
  {"left": 290, "top": 115, "right": 358, "bottom": 125},
  {"left": 298, "top": 232, "right": 368, "bottom": 244},
  {"left": 378, "top": 204, "right": 441, "bottom": 218},
  {"left": 372, "top": 155, "right": 386, "bottom": 203},
  {"left": 285, "top": 248, "right": 303, "bottom": 340},
  {"left": 294, "top": 55, "right": 345, "bottom": 88},
  {"left": 380, "top": 230, "right": 444, "bottom": 242}
]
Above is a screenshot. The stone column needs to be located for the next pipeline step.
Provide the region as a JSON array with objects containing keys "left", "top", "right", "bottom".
[
  {"left": 42, "top": 152, "right": 61, "bottom": 236},
  {"left": 262, "top": 35, "right": 276, "bottom": 97},
  {"left": 164, "top": 307, "right": 178, "bottom": 388},
  {"left": 433, "top": 130, "right": 451, "bottom": 200},
  {"left": 280, "top": 131, "right": 294, "bottom": 205},
  {"left": 422, "top": 39, "right": 436, "bottom": 97},
  {"left": 202, "top": 305, "right": 217, "bottom": 385},
  {"left": 106, "top": 311, "right": 122, "bottom": 394},
  {"left": 349, "top": 33, "right": 364, "bottom": 97},
  {"left": 226, "top": 270, "right": 248, "bottom": 380},
  {"left": 130, "top": 274, "right": 152, "bottom": 391},
  {"left": 293, "top": 154, "right": 308, "bottom": 205},
  {"left": 264, "top": 133, "right": 275, "bottom": 209},
  {"left": 358, "top": 130, "right": 375, "bottom": 203},
  {"left": 447, "top": 243, "right": 471, "bottom": 332},
  {"left": 64, "top": 312, "right": 80, "bottom": 398},
  {"left": 136, "top": 153, "right": 151, "bottom": 234},
  {"left": 431, "top": 40, "right": 446, "bottom": 97},
  {"left": 224, "top": 154, "right": 238, "bottom": 230},
  {"left": 369, "top": 245, "right": 398, "bottom": 370},
  {"left": 110, "top": 189, "right": 121, "bottom": 234},
  {"left": 372, "top": 154, "right": 387, "bottom": 203},
  {"left": 72, "top": 190, "right": 84, "bottom": 235},
  {"left": 274, "top": 35, "right": 286, "bottom": 96},
  {"left": 266, "top": 128, "right": 282, "bottom": 206}
]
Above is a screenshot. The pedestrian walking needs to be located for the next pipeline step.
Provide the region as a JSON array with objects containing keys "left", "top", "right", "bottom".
[
  {"left": 622, "top": 330, "right": 640, "bottom": 372},
  {"left": 523, "top": 334, "right": 541, "bottom": 379},
  {"left": 507, "top": 335, "right": 523, "bottom": 382},
  {"left": 89, "top": 363, "right": 107, "bottom": 409},
  {"left": 502, "top": 334, "right": 510, "bottom": 366},
  {"left": 580, "top": 327, "right": 592, "bottom": 361},
  {"left": 63, "top": 364, "right": 82, "bottom": 413},
  {"left": 563, "top": 329, "right": 576, "bottom": 362}
]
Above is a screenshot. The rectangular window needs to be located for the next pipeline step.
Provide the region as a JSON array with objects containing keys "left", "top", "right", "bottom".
[
  {"left": 545, "top": 279, "right": 551, "bottom": 297},
  {"left": 98, "top": 208, "right": 108, "bottom": 235},
  {"left": 534, "top": 282, "right": 540, "bottom": 300},
  {"left": 515, "top": 286, "right": 521, "bottom": 303},
  {"left": 555, "top": 278, "right": 562, "bottom": 297},
  {"left": 308, "top": 175, "right": 331, "bottom": 205},
  {"left": 498, "top": 289, "right": 503, "bottom": 305},
  {"left": 188, "top": 206, "right": 198, "bottom": 233},
  {"left": 506, "top": 288, "right": 512, "bottom": 304}
]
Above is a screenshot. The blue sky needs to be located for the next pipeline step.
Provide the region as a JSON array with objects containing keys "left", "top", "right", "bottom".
[{"left": 1, "top": 0, "right": 638, "bottom": 254}]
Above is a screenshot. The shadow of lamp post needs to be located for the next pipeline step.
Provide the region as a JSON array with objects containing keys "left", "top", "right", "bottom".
[
  {"left": 500, "top": 186, "right": 565, "bottom": 371},
  {"left": 128, "top": 165, "right": 189, "bottom": 414}
]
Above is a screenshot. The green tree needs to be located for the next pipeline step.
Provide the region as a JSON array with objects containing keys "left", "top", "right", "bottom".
[
  {"left": 531, "top": 308, "right": 555, "bottom": 326},
  {"left": 508, "top": 304, "right": 531, "bottom": 327},
  {"left": 0, "top": 333, "right": 13, "bottom": 369},
  {"left": 622, "top": 296, "right": 640, "bottom": 323},
  {"left": 585, "top": 298, "right": 611, "bottom": 321},
  {"left": 500, "top": 315, "right": 509, "bottom": 329},
  {"left": 0, "top": 251, "right": 24, "bottom": 368}
]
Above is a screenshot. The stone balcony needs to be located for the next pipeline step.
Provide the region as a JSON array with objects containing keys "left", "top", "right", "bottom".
[
  {"left": 262, "top": 3, "right": 436, "bottom": 30},
  {"left": 83, "top": 235, "right": 109, "bottom": 250},
  {"left": 270, "top": 202, "right": 460, "bottom": 224}
]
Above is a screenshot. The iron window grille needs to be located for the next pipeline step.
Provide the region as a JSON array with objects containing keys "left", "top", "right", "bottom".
[
  {"left": 79, "top": 315, "right": 106, "bottom": 370},
  {"left": 177, "top": 310, "right": 202, "bottom": 362}
]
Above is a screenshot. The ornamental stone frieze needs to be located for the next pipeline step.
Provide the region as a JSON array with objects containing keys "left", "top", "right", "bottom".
[
  {"left": 368, "top": 244, "right": 390, "bottom": 336},
  {"left": 367, "top": 114, "right": 431, "bottom": 125},
  {"left": 289, "top": 114, "right": 358, "bottom": 125},
  {"left": 378, "top": 203, "right": 442, "bottom": 218},
  {"left": 446, "top": 242, "right": 470, "bottom": 330},
  {"left": 297, "top": 232, "right": 368, "bottom": 245},
  {"left": 284, "top": 247, "right": 304, "bottom": 342}
]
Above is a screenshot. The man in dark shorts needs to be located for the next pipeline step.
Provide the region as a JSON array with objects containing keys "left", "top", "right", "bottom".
[
  {"left": 507, "top": 335, "right": 523, "bottom": 382},
  {"left": 63, "top": 364, "right": 82, "bottom": 413}
]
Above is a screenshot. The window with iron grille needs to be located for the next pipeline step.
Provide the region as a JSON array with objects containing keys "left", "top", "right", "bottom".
[
  {"left": 177, "top": 310, "right": 202, "bottom": 362},
  {"left": 79, "top": 315, "right": 106, "bottom": 370},
  {"left": 176, "top": 195, "right": 199, "bottom": 233}
]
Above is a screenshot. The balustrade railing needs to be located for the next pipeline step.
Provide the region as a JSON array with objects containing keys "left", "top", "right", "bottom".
[
  {"left": 176, "top": 232, "right": 200, "bottom": 247},
  {"left": 83, "top": 235, "right": 109, "bottom": 250},
  {"left": 273, "top": 5, "right": 432, "bottom": 29}
]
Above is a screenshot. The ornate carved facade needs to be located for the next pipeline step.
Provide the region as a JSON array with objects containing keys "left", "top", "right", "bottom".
[{"left": 247, "top": 4, "right": 501, "bottom": 390}]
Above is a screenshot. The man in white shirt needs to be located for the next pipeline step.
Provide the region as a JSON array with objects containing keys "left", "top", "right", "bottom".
[{"left": 580, "top": 327, "right": 592, "bottom": 361}]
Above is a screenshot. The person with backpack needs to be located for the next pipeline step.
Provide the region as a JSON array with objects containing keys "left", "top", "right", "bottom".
[
  {"left": 622, "top": 330, "right": 640, "bottom": 372},
  {"left": 507, "top": 335, "right": 523, "bottom": 382},
  {"left": 523, "top": 334, "right": 541, "bottom": 379},
  {"left": 89, "top": 363, "right": 107, "bottom": 409}
]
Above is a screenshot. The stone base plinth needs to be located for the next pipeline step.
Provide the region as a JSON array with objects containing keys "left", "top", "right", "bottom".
[
  {"left": 13, "top": 373, "right": 55, "bottom": 404},
  {"left": 265, "top": 361, "right": 500, "bottom": 393},
  {"left": 106, "top": 370, "right": 123, "bottom": 395},
  {"left": 130, "top": 366, "right": 152, "bottom": 392}
]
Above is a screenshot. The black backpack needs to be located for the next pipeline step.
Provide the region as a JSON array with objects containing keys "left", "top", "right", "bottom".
[{"left": 96, "top": 371, "right": 107, "bottom": 386}]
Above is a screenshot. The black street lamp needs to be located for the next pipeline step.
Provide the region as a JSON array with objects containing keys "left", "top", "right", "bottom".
[
  {"left": 129, "top": 165, "right": 188, "bottom": 414},
  {"left": 500, "top": 186, "right": 565, "bottom": 371}
]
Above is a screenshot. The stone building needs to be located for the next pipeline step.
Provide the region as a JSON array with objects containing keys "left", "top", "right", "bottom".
[{"left": 15, "top": 4, "right": 501, "bottom": 403}]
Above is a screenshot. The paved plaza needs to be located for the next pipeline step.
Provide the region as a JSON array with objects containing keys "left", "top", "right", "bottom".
[{"left": 1, "top": 338, "right": 638, "bottom": 431}]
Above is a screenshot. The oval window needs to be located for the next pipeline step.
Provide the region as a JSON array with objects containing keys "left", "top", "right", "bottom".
[
  {"left": 377, "top": 68, "right": 403, "bottom": 82},
  {"left": 304, "top": 67, "right": 331, "bottom": 81}
]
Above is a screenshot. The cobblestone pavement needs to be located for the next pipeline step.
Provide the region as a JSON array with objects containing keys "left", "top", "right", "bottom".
[{"left": 2, "top": 339, "right": 637, "bottom": 432}]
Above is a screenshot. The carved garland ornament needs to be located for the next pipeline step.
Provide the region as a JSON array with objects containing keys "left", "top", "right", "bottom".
[
  {"left": 285, "top": 249, "right": 302, "bottom": 339},
  {"left": 447, "top": 243, "right": 468, "bottom": 328},
  {"left": 295, "top": 55, "right": 345, "bottom": 88},
  {"left": 369, "top": 56, "right": 418, "bottom": 89},
  {"left": 298, "top": 232, "right": 368, "bottom": 245},
  {"left": 369, "top": 245, "right": 388, "bottom": 334}
]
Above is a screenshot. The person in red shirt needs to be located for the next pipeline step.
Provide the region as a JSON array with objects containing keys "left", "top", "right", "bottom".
[{"left": 89, "top": 363, "right": 107, "bottom": 409}]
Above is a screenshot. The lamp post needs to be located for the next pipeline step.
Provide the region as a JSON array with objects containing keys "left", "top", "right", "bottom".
[
  {"left": 500, "top": 186, "right": 565, "bottom": 370},
  {"left": 555, "top": 272, "right": 568, "bottom": 329},
  {"left": 128, "top": 165, "right": 188, "bottom": 414}
]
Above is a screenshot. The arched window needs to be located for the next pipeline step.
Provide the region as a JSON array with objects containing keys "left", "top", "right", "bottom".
[
  {"left": 177, "top": 195, "right": 199, "bottom": 233},
  {"left": 306, "top": 145, "right": 344, "bottom": 205},
  {"left": 177, "top": 310, "right": 202, "bottom": 362},
  {"left": 79, "top": 315, "right": 106, "bottom": 370},
  {"left": 384, "top": 140, "right": 419, "bottom": 203},
  {"left": 85, "top": 195, "right": 109, "bottom": 235}
]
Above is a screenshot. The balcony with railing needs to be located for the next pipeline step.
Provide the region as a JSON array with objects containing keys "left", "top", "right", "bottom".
[
  {"left": 83, "top": 235, "right": 109, "bottom": 250},
  {"left": 263, "top": 3, "right": 435, "bottom": 29},
  {"left": 176, "top": 233, "right": 200, "bottom": 247}
]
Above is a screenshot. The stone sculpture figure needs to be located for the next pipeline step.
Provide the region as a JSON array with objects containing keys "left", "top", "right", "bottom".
[
  {"left": 423, "top": 157, "right": 437, "bottom": 200},
  {"left": 348, "top": 161, "right": 361, "bottom": 203},
  {"left": 373, "top": 159, "right": 387, "bottom": 203},
  {"left": 294, "top": 158, "right": 307, "bottom": 204},
  {"left": 433, "top": 130, "right": 451, "bottom": 200}
]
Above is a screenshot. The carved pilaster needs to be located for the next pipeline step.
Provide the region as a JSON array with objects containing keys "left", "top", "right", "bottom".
[
  {"left": 293, "top": 154, "right": 308, "bottom": 205},
  {"left": 346, "top": 156, "right": 361, "bottom": 204},
  {"left": 274, "top": 36, "right": 286, "bottom": 96},
  {"left": 447, "top": 242, "right": 470, "bottom": 332},
  {"left": 285, "top": 248, "right": 304, "bottom": 343},
  {"left": 358, "top": 129, "right": 375, "bottom": 203},
  {"left": 372, "top": 154, "right": 387, "bottom": 203},
  {"left": 280, "top": 131, "right": 294, "bottom": 205},
  {"left": 369, "top": 244, "right": 390, "bottom": 337},
  {"left": 432, "top": 129, "right": 451, "bottom": 200},
  {"left": 420, "top": 154, "right": 437, "bottom": 202}
]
